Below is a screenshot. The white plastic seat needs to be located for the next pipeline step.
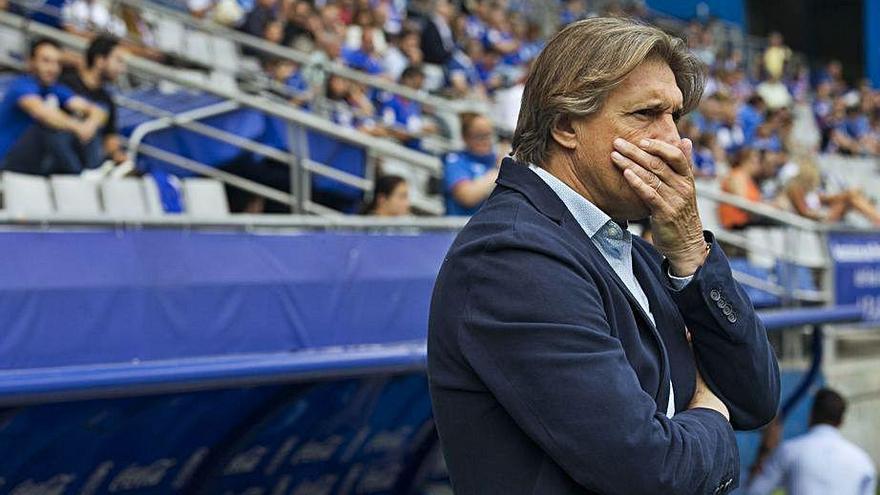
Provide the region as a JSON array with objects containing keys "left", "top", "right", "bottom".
[
  {"left": 695, "top": 178, "right": 721, "bottom": 234},
  {"left": 155, "top": 18, "right": 185, "bottom": 55},
  {"left": 792, "top": 229, "right": 826, "bottom": 269},
  {"left": 100, "top": 178, "right": 149, "bottom": 218},
  {"left": 2, "top": 172, "right": 54, "bottom": 217},
  {"left": 50, "top": 175, "right": 101, "bottom": 216},
  {"left": 745, "top": 227, "right": 781, "bottom": 269},
  {"left": 212, "top": 36, "right": 240, "bottom": 72},
  {"left": 183, "top": 178, "right": 229, "bottom": 218},
  {"left": 0, "top": 25, "right": 23, "bottom": 59},
  {"left": 184, "top": 31, "right": 212, "bottom": 63}
]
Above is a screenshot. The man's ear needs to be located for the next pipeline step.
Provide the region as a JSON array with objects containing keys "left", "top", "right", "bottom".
[{"left": 550, "top": 114, "right": 579, "bottom": 151}]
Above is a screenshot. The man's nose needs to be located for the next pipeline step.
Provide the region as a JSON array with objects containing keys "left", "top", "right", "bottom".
[{"left": 651, "top": 113, "right": 682, "bottom": 146}]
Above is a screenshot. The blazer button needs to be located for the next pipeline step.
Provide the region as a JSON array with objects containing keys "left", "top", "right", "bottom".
[
  {"left": 722, "top": 306, "right": 733, "bottom": 316},
  {"left": 727, "top": 314, "right": 737, "bottom": 323},
  {"left": 716, "top": 299, "right": 727, "bottom": 308},
  {"left": 710, "top": 289, "right": 721, "bottom": 301}
]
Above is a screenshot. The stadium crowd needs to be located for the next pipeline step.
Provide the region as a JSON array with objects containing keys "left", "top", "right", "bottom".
[{"left": 0, "top": 0, "right": 879, "bottom": 223}]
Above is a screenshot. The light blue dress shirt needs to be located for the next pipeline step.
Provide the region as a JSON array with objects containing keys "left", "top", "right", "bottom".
[
  {"left": 529, "top": 164, "right": 690, "bottom": 418},
  {"left": 746, "top": 424, "right": 877, "bottom": 495}
]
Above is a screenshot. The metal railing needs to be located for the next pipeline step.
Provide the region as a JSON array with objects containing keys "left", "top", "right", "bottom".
[{"left": 0, "top": 9, "right": 446, "bottom": 215}]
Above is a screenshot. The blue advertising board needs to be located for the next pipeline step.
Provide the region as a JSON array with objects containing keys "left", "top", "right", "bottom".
[
  {"left": 828, "top": 232, "right": 880, "bottom": 321},
  {"left": 0, "top": 373, "right": 441, "bottom": 495}
]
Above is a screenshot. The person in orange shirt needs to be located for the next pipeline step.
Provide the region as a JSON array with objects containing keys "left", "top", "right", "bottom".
[{"left": 719, "top": 147, "right": 771, "bottom": 230}]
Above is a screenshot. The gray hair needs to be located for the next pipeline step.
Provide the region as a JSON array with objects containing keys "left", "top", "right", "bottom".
[{"left": 511, "top": 17, "right": 706, "bottom": 166}]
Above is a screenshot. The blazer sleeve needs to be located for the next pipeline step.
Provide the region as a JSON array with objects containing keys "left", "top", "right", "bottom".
[
  {"left": 455, "top": 228, "right": 740, "bottom": 495},
  {"left": 663, "top": 232, "right": 781, "bottom": 430}
]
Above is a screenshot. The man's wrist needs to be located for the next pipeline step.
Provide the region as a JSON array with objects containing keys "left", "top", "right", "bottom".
[{"left": 668, "top": 241, "right": 711, "bottom": 277}]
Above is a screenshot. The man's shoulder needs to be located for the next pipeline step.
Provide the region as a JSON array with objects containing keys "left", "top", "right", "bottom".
[
  {"left": 7, "top": 74, "right": 39, "bottom": 93},
  {"left": 447, "top": 186, "right": 575, "bottom": 262}
]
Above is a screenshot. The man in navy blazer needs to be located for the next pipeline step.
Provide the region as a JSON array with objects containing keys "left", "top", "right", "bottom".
[{"left": 428, "top": 17, "right": 780, "bottom": 495}]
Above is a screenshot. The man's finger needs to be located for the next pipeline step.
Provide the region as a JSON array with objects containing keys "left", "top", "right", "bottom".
[
  {"left": 620, "top": 166, "right": 672, "bottom": 215},
  {"left": 611, "top": 150, "right": 672, "bottom": 193},
  {"left": 612, "top": 138, "right": 675, "bottom": 181},
  {"left": 638, "top": 138, "right": 692, "bottom": 177}
]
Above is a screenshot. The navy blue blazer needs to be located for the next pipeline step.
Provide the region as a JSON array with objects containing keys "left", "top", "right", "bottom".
[{"left": 428, "top": 158, "right": 780, "bottom": 494}]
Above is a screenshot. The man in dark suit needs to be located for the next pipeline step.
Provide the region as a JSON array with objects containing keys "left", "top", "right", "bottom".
[
  {"left": 428, "top": 17, "right": 780, "bottom": 495},
  {"left": 420, "top": 0, "right": 455, "bottom": 65}
]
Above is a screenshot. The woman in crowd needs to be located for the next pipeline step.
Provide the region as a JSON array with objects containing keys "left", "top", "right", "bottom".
[
  {"left": 719, "top": 147, "right": 774, "bottom": 230},
  {"left": 361, "top": 175, "right": 411, "bottom": 216},
  {"left": 780, "top": 155, "right": 880, "bottom": 226}
]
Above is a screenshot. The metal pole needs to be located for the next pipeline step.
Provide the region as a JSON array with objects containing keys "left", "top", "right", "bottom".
[{"left": 286, "top": 122, "right": 301, "bottom": 213}]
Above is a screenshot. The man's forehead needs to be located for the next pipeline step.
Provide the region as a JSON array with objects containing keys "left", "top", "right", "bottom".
[
  {"left": 620, "top": 85, "right": 684, "bottom": 109},
  {"left": 615, "top": 61, "right": 684, "bottom": 108}
]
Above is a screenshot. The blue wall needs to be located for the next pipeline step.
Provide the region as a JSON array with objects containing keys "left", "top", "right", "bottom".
[
  {"left": 867, "top": 0, "right": 880, "bottom": 87},
  {"left": 646, "top": 0, "right": 746, "bottom": 26}
]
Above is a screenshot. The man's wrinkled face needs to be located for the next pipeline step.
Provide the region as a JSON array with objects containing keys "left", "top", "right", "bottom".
[{"left": 571, "top": 57, "right": 685, "bottom": 221}]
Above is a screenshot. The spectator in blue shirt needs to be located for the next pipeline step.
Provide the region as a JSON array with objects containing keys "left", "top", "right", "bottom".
[
  {"left": 0, "top": 38, "right": 107, "bottom": 175},
  {"left": 475, "top": 45, "right": 505, "bottom": 93},
  {"left": 692, "top": 133, "right": 719, "bottom": 178},
  {"left": 342, "top": 29, "right": 385, "bottom": 76},
  {"left": 446, "top": 38, "right": 486, "bottom": 98},
  {"left": 380, "top": 65, "right": 437, "bottom": 151},
  {"left": 264, "top": 57, "right": 311, "bottom": 107},
  {"left": 482, "top": 7, "right": 519, "bottom": 66},
  {"left": 737, "top": 94, "right": 766, "bottom": 145},
  {"left": 444, "top": 113, "right": 499, "bottom": 216}
]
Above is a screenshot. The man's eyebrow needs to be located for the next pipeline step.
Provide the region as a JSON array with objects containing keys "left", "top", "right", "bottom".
[{"left": 631, "top": 100, "right": 684, "bottom": 112}]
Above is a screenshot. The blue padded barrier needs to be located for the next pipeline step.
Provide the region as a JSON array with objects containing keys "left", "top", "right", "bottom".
[{"left": 0, "top": 229, "right": 867, "bottom": 494}]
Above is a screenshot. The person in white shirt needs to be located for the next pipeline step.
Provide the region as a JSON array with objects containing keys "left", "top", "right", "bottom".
[
  {"left": 61, "top": 0, "right": 127, "bottom": 38},
  {"left": 747, "top": 388, "right": 877, "bottom": 495}
]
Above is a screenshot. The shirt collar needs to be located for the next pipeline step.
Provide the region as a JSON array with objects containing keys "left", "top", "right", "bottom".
[
  {"left": 810, "top": 424, "right": 841, "bottom": 436},
  {"left": 528, "top": 164, "right": 615, "bottom": 239}
]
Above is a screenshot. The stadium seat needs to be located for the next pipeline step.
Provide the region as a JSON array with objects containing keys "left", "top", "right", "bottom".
[
  {"left": 155, "top": 18, "right": 185, "bottom": 55},
  {"left": 183, "top": 178, "right": 230, "bottom": 217},
  {"left": 212, "top": 36, "right": 240, "bottom": 73},
  {"left": 695, "top": 178, "right": 721, "bottom": 234},
  {"left": 775, "top": 261, "right": 818, "bottom": 294},
  {"left": 0, "top": 25, "right": 23, "bottom": 60},
  {"left": 50, "top": 175, "right": 102, "bottom": 216},
  {"left": 745, "top": 227, "right": 783, "bottom": 269},
  {"left": 2, "top": 172, "right": 54, "bottom": 217},
  {"left": 791, "top": 229, "right": 826, "bottom": 268},
  {"left": 100, "top": 178, "right": 150, "bottom": 218},
  {"left": 184, "top": 31, "right": 212, "bottom": 63}
]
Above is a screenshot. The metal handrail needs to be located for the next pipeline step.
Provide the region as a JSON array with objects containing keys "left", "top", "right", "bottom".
[
  {"left": 0, "top": 211, "right": 470, "bottom": 230},
  {"left": 696, "top": 184, "right": 825, "bottom": 232}
]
